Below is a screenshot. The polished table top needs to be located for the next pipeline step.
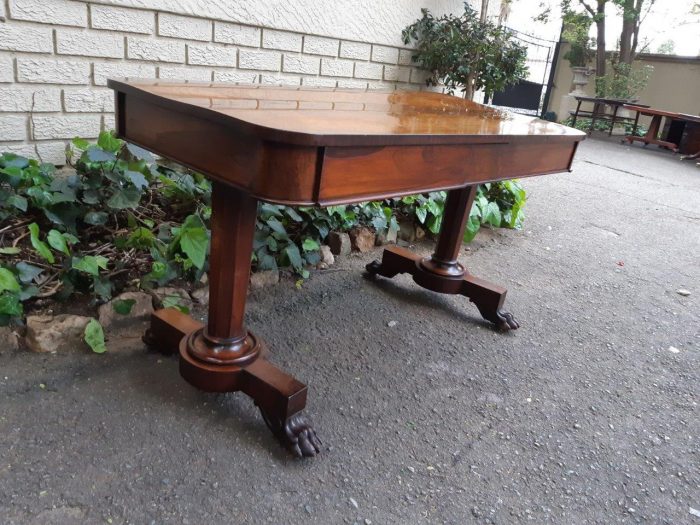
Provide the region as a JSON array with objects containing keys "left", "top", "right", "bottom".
[
  {"left": 108, "top": 80, "right": 585, "bottom": 205},
  {"left": 110, "top": 80, "right": 584, "bottom": 147}
]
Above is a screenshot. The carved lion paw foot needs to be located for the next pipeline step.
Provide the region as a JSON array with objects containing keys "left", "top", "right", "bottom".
[
  {"left": 365, "top": 260, "right": 382, "bottom": 276},
  {"left": 496, "top": 310, "right": 519, "bottom": 331},
  {"left": 259, "top": 408, "right": 322, "bottom": 458}
]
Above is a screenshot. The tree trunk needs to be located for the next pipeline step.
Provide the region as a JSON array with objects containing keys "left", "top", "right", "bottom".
[
  {"left": 480, "top": 0, "right": 490, "bottom": 22},
  {"left": 464, "top": 73, "right": 476, "bottom": 100},
  {"left": 619, "top": 0, "right": 635, "bottom": 64},
  {"left": 595, "top": 10, "right": 606, "bottom": 77}
]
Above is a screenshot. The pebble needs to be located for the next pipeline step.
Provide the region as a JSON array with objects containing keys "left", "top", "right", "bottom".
[
  {"left": 349, "top": 497, "right": 358, "bottom": 509},
  {"left": 387, "top": 320, "right": 398, "bottom": 327},
  {"left": 667, "top": 346, "right": 680, "bottom": 353},
  {"left": 690, "top": 507, "right": 700, "bottom": 518},
  {"left": 676, "top": 289, "right": 691, "bottom": 296}
]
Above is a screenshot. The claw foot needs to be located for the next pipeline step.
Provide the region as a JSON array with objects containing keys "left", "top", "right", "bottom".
[
  {"left": 496, "top": 310, "right": 519, "bottom": 331},
  {"left": 365, "top": 260, "right": 382, "bottom": 275},
  {"left": 259, "top": 407, "right": 322, "bottom": 458}
]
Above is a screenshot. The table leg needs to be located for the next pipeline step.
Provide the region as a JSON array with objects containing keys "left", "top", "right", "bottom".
[
  {"left": 625, "top": 115, "right": 679, "bottom": 151},
  {"left": 144, "top": 182, "right": 321, "bottom": 458},
  {"left": 609, "top": 105, "right": 619, "bottom": 137},
  {"left": 366, "top": 185, "right": 519, "bottom": 331}
]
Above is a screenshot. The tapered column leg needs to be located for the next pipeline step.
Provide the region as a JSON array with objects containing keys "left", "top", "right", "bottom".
[
  {"left": 145, "top": 182, "right": 320, "bottom": 457},
  {"left": 367, "top": 185, "right": 519, "bottom": 331}
]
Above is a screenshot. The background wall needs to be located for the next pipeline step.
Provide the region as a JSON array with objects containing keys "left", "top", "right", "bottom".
[
  {"left": 548, "top": 43, "right": 700, "bottom": 123},
  {"left": 0, "top": 0, "right": 491, "bottom": 164}
]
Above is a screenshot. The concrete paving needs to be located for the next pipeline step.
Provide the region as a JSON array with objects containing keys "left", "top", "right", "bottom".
[{"left": 0, "top": 138, "right": 698, "bottom": 524}]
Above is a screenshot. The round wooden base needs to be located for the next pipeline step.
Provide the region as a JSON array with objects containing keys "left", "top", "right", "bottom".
[{"left": 179, "top": 328, "right": 264, "bottom": 392}]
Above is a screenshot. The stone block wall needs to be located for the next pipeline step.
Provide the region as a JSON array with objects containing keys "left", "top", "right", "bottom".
[{"left": 0, "top": 0, "right": 445, "bottom": 165}]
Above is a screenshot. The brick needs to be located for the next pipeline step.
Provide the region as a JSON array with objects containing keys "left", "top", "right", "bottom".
[
  {"left": 0, "top": 142, "right": 36, "bottom": 158},
  {"left": 283, "top": 54, "right": 319, "bottom": 75},
  {"left": 93, "top": 62, "right": 157, "bottom": 86},
  {"left": 0, "top": 2, "right": 5, "bottom": 20},
  {"left": 260, "top": 74, "right": 300, "bottom": 86},
  {"left": 63, "top": 88, "right": 114, "bottom": 112},
  {"left": 17, "top": 58, "right": 90, "bottom": 84},
  {"left": 367, "top": 81, "right": 393, "bottom": 91},
  {"left": 354, "top": 62, "right": 383, "bottom": 80},
  {"left": 398, "top": 49, "right": 415, "bottom": 66},
  {"left": 0, "top": 87, "right": 61, "bottom": 112},
  {"left": 303, "top": 36, "right": 338, "bottom": 56},
  {"left": 127, "top": 37, "right": 185, "bottom": 63},
  {"left": 262, "top": 29, "right": 302, "bottom": 52},
  {"left": 159, "top": 13, "right": 211, "bottom": 42},
  {"left": 0, "top": 116, "right": 27, "bottom": 141},
  {"left": 238, "top": 49, "right": 280, "bottom": 71},
  {"left": 36, "top": 141, "right": 68, "bottom": 164},
  {"left": 337, "top": 79, "right": 367, "bottom": 89},
  {"left": 32, "top": 114, "right": 101, "bottom": 140},
  {"left": 0, "top": 24, "right": 53, "bottom": 53},
  {"left": 102, "top": 114, "right": 115, "bottom": 131},
  {"left": 159, "top": 66, "right": 212, "bottom": 82},
  {"left": 384, "top": 65, "right": 411, "bottom": 83},
  {"left": 213, "top": 70, "right": 257, "bottom": 83},
  {"left": 410, "top": 68, "right": 430, "bottom": 85},
  {"left": 188, "top": 44, "right": 236, "bottom": 67},
  {"left": 9, "top": 0, "right": 87, "bottom": 27},
  {"left": 339, "top": 41, "right": 371, "bottom": 60},
  {"left": 214, "top": 22, "right": 260, "bottom": 47},
  {"left": 320, "top": 58, "right": 353, "bottom": 77},
  {"left": 302, "top": 76, "right": 337, "bottom": 87},
  {"left": 91, "top": 5, "right": 154, "bottom": 34},
  {"left": 371, "top": 45, "right": 399, "bottom": 64},
  {"left": 57, "top": 29, "right": 125, "bottom": 59},
  {"left": 0, "top": 56, "right": 14, "bottom": 82}
]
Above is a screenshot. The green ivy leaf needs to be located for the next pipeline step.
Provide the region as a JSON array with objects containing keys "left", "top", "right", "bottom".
[
  {"left": 126, "top": 143, "right": 154, "bottom": 162},
  {"left": 84, "top": 211, "right": 108, "bottom": 225},
  {"left": 84, "top": 319, "right": 107, "bottom": 354},
  {"left": 47, "top": 229, "right": 70, "bottom": 256},
  {"left": 7, "top": 195, "right": 27, "bottom": 211},
  {"left": 0, "top": 247, "right": 21, "bottom": 255},
  {"left": 72, "top": 255, "right": 108, "bottom": 276},
  {"left": 179, "top": 226, "right": 208, "bottom": 270},
  {"left": 72, "top": 137, "right": 90, "bottom": 150},
  {"left": 28, "top": 223, "right": 55, "bottom": 264},
  {"left": 162, "top": 295, "right": 189, "bottom": 314},
  {"left": 97, "top": 131, "right": 123, "bottom": 153},
  {"left": 107, "top": 186, "right": 141, "bottom": 209},
  {"left": 482, "top": 201, "right": 501, "bottom": 227},
  {"left": 0, "top": 292, "right": 23, "bottom": 317},
  {"left": 0, "top": 268, "right": 21, "bottom": 293},
  {"left": 124, "top": 170, "right": 149, "bottom": 190},
  {"left": 301, "top": 238, "right": 320, "bottom": 252},
  {"left": 266, "top": 217, "right": 287, "bottom": 236},
  {"left": 86, "top": 146, "right": 116, "bottom": 163},
  {"left": 285, "top": 244, "right": 303, "bottom": 270},
  {"left": 16, "top": 262, "right": 42, "bottom": 284},
  {"left": 463, "top": 214, "right": 481, "bottom": 243}
]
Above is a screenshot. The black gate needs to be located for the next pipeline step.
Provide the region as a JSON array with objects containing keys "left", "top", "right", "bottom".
[{"left": 488, "top": 28, "right": 560, "bottom": 118}]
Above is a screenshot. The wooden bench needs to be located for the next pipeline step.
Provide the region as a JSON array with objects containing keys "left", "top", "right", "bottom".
[{"left": 571, "top": 96, "right": 648, "bottom": 136}]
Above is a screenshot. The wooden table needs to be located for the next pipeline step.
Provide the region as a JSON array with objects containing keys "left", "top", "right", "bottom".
[
  {"left": 108, "top": 79, "right": 585, "bottom": 458},
  {"left": 665, "top": 113, "right": 700, "bottom": 159},
  {"left": 572, "top": 96, "right": 645, "bottom": 136},
  {"left": 623, "top": 105, "right": 683, "bottom": 151}
]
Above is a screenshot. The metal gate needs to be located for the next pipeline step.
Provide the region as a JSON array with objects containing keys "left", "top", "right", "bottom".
[{"left": 487, "top": 28, "right": 560, "bottom": 118}]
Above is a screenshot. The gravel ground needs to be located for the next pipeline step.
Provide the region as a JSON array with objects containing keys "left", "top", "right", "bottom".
[{"left": 0, "top": 138, "right": 698, "bottom": 524}]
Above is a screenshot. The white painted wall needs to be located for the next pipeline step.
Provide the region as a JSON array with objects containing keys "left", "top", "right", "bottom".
[
  {"left": 91, "top": 0, "right": 474, "bottom": 46},
  {"left": 0, "top": 0, "right": 502, "bottom": 163}
]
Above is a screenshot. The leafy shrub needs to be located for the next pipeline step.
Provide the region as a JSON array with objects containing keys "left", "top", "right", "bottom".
[
  {"left": 0, "top": 131, "right": 526, "bottom": 325},
  {"left": 562, "top": 116, "right": 647, "bottom": 137}
]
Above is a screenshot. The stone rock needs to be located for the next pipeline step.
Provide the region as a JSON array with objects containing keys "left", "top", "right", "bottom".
[
  {"left": 150, "top": 287, "right": 193, "bottom": 310},
  {"left": 676, "top": 289, "right": 691, "bottom": 296},
  {"left": 98, "top": 291, "right": 153, "bottom": 332},
  {"left": 316, "top": 261, "right": 329, "bottom": 270},
  {"left": 327, "top": 231, "right": 351, "bottom": 256},
  {"left": 250, "top": 269, "right": 280, "bottom": 290},
  {"left": 191, "top": 287, "right": 209, "bottom": 305},
  {"left": 398, "top": 220, "right": 416, "bottom": 243},
  {"left": 25, "top": 314, "right": 91, "bottom": 353},
  {"left": 350, "top": 227, "right": 376, "bottom": 253},
  {"left": 0, "top": 326, "right": 21, "bottom": 353},
  {"left": 415, "top": 225, "right": 426, "bottom": 240},
  {"left": 320, "top": 245, "right": 335, "bottom": 266}
]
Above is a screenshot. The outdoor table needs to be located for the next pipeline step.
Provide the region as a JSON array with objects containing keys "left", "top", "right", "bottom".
[
  {"left": 571, "top": 95, "right": 646, "bottom": 136},
  {"left": 108, "top": 79, "right": 585, "bottom": 458},
  {"left": 623, "top": 105, "right": 683, "bottom": 151}
]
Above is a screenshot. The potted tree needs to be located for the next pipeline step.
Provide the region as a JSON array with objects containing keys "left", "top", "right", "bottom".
[{"left": 401, "top": 5, "right": 528, "bottom": 101}]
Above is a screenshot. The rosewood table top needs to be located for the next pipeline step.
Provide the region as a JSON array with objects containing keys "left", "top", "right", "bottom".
[
  {"left": 109, "top": 80, "right": 584, "bottom": 206},
  {"left": 109, "top": 79, "right": 585, "bottom": 458}
]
